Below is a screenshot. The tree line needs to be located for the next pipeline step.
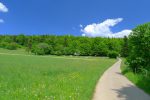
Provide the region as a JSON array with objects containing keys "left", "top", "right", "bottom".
[{"left": 0, "top": 35, "right": 127, "bottom": 58}]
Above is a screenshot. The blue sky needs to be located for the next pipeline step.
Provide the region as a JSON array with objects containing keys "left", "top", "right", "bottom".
[{"left": 0, "top": 0, "right": 150, "bottom": 37}]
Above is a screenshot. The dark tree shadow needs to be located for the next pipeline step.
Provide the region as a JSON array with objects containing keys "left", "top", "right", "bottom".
[
  {"left": 112, "top": 83, "right": 150, "bottom": 100},
  {"left": 116, "top": 72, "right": 123, "bottom": 75}
]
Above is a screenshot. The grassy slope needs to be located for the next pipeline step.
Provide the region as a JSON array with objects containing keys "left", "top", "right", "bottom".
[
  {"left": 121, "top": 59, "right": 150, "bottom": 95},
  {"left": 0, "top": 49, "right": 116, "bottom": 100}
]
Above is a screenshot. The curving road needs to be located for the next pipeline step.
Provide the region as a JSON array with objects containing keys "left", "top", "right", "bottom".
[{"left": 92, "top": 59, "right": 150, "bottom": 100}]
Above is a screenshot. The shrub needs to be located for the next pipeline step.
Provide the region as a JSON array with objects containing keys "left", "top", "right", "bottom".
[
  {"left": 0, "top": 42, "right": 18, "bottom": 50},
  {"left": 55, "top": 51, "right": 63, "bottom": 56},
  {"left": 108, "top": 51, "right": 118, "bottom": 58},
  {"left": 0, "top": 42, "right": 8, "bottom": 48},
  {"left": 5, "top": 43, "right": 18, "bottom": 50},
  {"left": 74, "top": 49, "right": 80, "bottom": 56}
]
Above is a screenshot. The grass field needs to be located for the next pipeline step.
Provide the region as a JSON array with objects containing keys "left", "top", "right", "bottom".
[
  {"left": 121, "top": 59, "right": 150, "bottom": 95},
  {"left": 0, "top": 48, "right": 29, "bottom": 55},
  {"left": 0, "top": 49, "right": 116, "bottom": 100}
]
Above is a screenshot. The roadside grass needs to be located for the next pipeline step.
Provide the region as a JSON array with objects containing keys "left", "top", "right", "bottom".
[
  {"left": 121, "top": 59, "right": 150, "bottom": 95},
  {"left": 0, "top": 50, "right": 116, "bottom": 100}
]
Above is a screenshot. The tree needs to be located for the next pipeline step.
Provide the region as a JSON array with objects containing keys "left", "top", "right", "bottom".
[
  {"left": 127, "top": 23, "right": 150, "bottom": 72},
  {"left": 108, "top": 51, "right": 118, "bottom": 58},
  {"left": 79, "top": 43, "right": 91, "bottom": 56},
  {"left": 26, "top": 38, "right": 33, "bottom": 53},
  {"left": 52, "top": 44, "right": 64, "bottom": 55},
  {"left": 121, "top": 36, "right": 129, "bottom": 57},
  {"left": 107, "top": 39, "right": 121, "bottom": 53},
  {"left": 32, "top": 43, "right": 52, "bottom": 55},
  {"left": 91, "top": 38, "right": 108, "bottom": 56},
  {"left": 16, "top": 34, "right": 26, "bottom": 45}
]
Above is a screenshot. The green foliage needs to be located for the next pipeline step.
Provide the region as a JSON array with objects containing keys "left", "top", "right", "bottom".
[
  {"left": 32, "top": 43, "right": 52, "bottom": 55},
  {"left": 55, "top": 50, "right": 63, "bottom": 56},
  {"left": 26, "top": 38, "right": 32, "bottom": 53},
  {"left": 107, "top": 38, "right": 122, "bottom": 53},
  {"left": 108, "top": 51, "right": 118, "bottom": 58},
  {"left": 0, "top": 42, "right": 8, "bottom": 48},
  {"left": 3, "top": 36, "right": 14, "bottom": 43},
  {"left": 52, "top": 44, "right": 64, "bottom": 55},
  {"left": 63, "top": 47, "right": 74, "bottom": 55},
  {"left": 16, "top": 34, "right": 26, "bottom": 45},
  {"left": 0, "top": 35, "right": 124, "bottom": 57},
  {"left": 127, "top": 23, "right": 150, "bottom": 72},
  {"left": 121, "top": 36, "right": 129, "bottom": 57},
  {"left": 92, "top": 44, "right": 108, "bottom": 56},
  {"left": 5, "top": 42, "right": 18, "bottom": 50},
  {"left": 79, "top": 43, "right": 91, "bottom": 56},
  {"left": 0, "top": 42, "right": 18, "bottom": 50}
]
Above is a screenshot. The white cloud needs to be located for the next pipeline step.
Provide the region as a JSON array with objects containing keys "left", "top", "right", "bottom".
[
  {"left": 81, "top": 18, "right": 132, "bottom": 38},
  {"left": 0, "top": 19, "right": 4, "bottom": 23},
  {"left": 113, "top": 30, "right": 132, "bottom": 38},
  {"left": 0, "top": 2, "right": 8, "bottom": 24},
  {"left": 0, "top": 2, "right": 8, "bottom": 12}
]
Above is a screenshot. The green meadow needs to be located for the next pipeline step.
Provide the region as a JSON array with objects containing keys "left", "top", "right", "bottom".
[{"left": 0, "top": 49, "right": 116, "bottom": 100}]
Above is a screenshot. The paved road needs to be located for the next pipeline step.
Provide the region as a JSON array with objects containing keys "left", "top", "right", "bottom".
[{"left": 92, "top": 59, "right": 150, "bottom": 100}]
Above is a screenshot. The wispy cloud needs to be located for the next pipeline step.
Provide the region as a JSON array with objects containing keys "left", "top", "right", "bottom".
[
  {"left": 0, "top": 19, "right": 4, "bottom": 23},
  {"left": 0, "top": 2, "right": 8, "bottom": 12},
  {"left": 81, "top": 18, "right": 132, "bottom": 38},
  {"left": 0, "top": 2, "right": 8, "bottom": 24}
]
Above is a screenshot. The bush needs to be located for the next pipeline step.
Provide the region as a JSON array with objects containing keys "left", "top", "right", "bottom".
[
  {"left": 0, "top": 42, "right": 18, "bottom": 50},
  {"left": 108, "top": 51, "right": 118, "bottom": 58},
  {"left": 32, "top": 43, "right": 52, "bottom": 55},
  {"left": 127, "top": 23, "right": 150, "bottom": 72},
  {"left": 0, "top": 42, "right": 8, "bottom": 48},
  {"left": 55, "top": 51, "right": 63, "bottom": 56},
  {"left": 5, "top": 43, "right": 18, "bottom": 50},
  {"left": 63, "top": 47, "right": 74, "bottom": 55},
  {"left": 74, "top": 49, "right": 80, "bottom": 56}
]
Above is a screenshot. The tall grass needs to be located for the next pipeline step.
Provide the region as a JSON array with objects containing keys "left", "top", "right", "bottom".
[{"left": 0, "top": 53, "right": 116, "bottom": 100}]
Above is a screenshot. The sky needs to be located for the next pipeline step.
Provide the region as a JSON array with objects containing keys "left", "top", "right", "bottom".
[{"left": 0, "top": 0, "right": 150, "bottom": 37}]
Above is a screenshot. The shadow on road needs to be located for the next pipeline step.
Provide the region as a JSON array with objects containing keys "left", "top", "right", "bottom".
[{"left": 112, "top": 84, "right": 150, "bottom": 100}]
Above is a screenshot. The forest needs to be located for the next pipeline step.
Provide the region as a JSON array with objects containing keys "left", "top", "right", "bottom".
[{"left": 0, "top": 35, "right": 127, "bottom": 58}]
